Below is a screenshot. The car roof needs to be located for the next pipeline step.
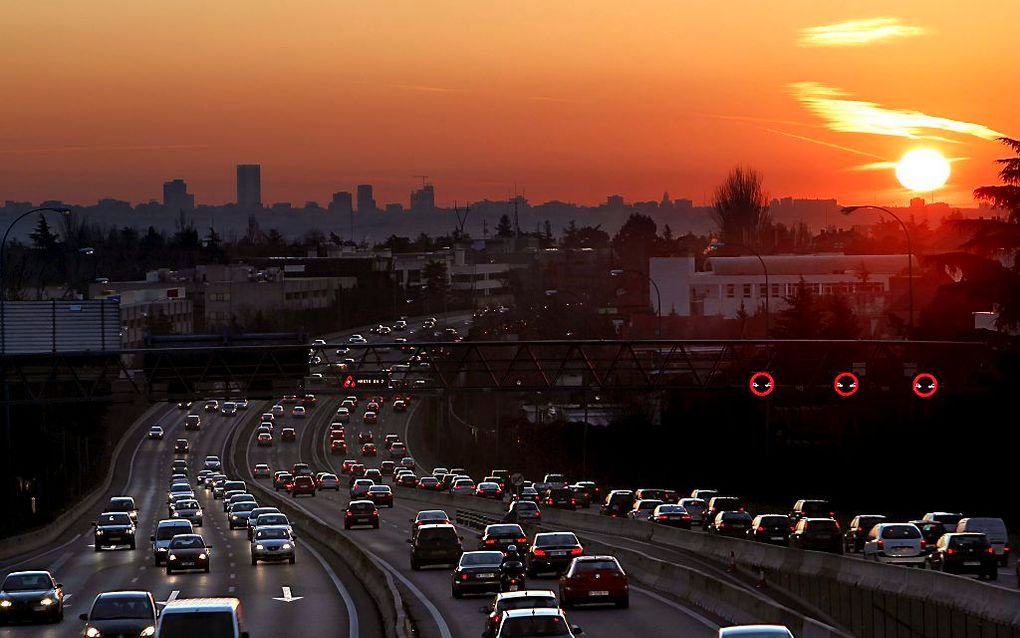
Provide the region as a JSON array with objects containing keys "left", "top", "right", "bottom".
[
  {"left": 162, "top": 598, "right": 241, "bottom": 613},
  {"left": 719, "top": 626, "right": 793, "bottom": 637},
  {"left": 348, "top": 499, "right": 376, "bottom": 506},
  {"left": 95, "top": 590, "right": 151, "bottom": 600},
  {"left": 418, "top": 523, "right": 455, "bottom": 530},
  {"left": 255, "top": 525, "right": 291, "bottom": 533},
  {"left": 503, "top": 608, "right": 562, "bottom": 619},
  {"left": 157, "top": 519, "right": 193, "bottom": 527},
  {"left": 4, "top": 570, "right": 52, "bottom": 578},
  {"left": 573, "top": 554, "right": 618, "bottom": 562},
  {"left": 495, "top": 589, "right": 557, "bottom": 601}
]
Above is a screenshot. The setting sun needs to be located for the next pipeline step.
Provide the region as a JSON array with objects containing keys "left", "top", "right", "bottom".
[{"left": 895, "top": 149, "right": 951, "bottom": 192}]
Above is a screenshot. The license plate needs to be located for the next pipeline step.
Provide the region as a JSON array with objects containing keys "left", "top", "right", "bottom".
[
  {"left": 180, "top": 561, "right": 195, "bottom": 567},
  {"left": 551, "top": 551, "right": 567, "bottom": 556},
  {"left": 964, "top": 561, "right": 980, "bottom": 566},
  {"left": 478, "top": 573, "right": 495, "bottom": 579},
  {"left": 589, "top": 591, "right": 609, "bottom": 596},
  {"left": 771, "top": 536, "right": 784, "bottom": 541}
]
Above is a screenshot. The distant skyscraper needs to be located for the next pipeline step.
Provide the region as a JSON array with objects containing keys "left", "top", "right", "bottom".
[
  {"left": 329, "top": 191, "right": 353, "bottom": 215},
  {"left": 607, "top": 195, "right": 625, "bottom": 210},
  {"left": 410, "top": 183, "right": 435, "bottom": 213},
  {"left": 162, "top": 178, "right": 194, "bottom": 212},
  {"left": 236, "top": 164, "right": 262, "bottom": 208},
  {"left": 357, "top": 184, "right": 376, "bottom": 213}
]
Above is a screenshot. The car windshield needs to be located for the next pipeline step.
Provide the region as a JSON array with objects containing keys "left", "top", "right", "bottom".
[
  {"left": 760, "top": 515, "right": 790, "bottom": 525},
  {"left": 98, "top": 513, "right": 132, "bottom": 525},
  {"left": 231, "top": 503, "right": 256, "bottom": 512},
  {"left": 500, "top": 616, "right": 569, "bottom": 637},
  {"left": 168, "top": 536, "right": 205, "bottom": 549},
  {"left": 368, "top": 486, "right": 390, "bottom": 493},
  {"left": 256, "top": 528, "right": 290, "bottom": 540},
  {"left": 418, "top": 511, "right": 447, "bottom": 521},
  {"left": 536, "top": 533, "right": 577, "bottom": 547},
  {"left": 2, "top": 574, "right": 51, "bottom": 591},
  {"left": 460, "top": 552, "right": 503, "bottom": 567},
  {"left": 177, "top": 501, "right": 199, "bottom": 509},
  {"left": 498, "top": 597, "right": 559, "bottom": 612},
  {"left": 158, "top": 612, "right": 233, "bottom": 638},
  {"left": 516, "top": 502, "right": 538, "bottom": 511},
  {"left": 883, "top": 525, "right": 921, "bottom": 539},
  {"left": 722, "top": 512, "right": 752, "bottom": 522},
  {"left": 90, "top": 596, "right": 152, "bottom": 620},
  {"left": 156, "top": 525, "right": 191, "bottom": 540},
  {"left": 420, "top": 478, "right": 437, "bottom": 485},
  {"left": 658, "top": 505, "right": 686, "bottom": 514}
]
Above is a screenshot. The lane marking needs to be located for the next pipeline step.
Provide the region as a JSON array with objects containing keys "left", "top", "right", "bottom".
[
  {"left": 630, "top": 585, "right": 719, "bottom": 630},
  {"left": 157, "top": 590, "right": 180, "bottom": 606},
  {"left": 273, "top": 585, "right": 304, "bottom": 603}
]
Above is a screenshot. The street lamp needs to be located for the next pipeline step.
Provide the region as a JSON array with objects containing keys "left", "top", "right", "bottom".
[
  {"left": 705, "top": 241, "right": 771, "bottom": 336},
  {"left": 609, "top": 269, "right": 662, "bottom": 338},
  {"left": 841, "top": 205, "right": 914, "bottom": 338}
]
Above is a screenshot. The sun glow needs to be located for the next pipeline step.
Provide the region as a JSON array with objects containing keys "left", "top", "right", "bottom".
[{"left": 895, "top": 149, "right": 950, "bottom": 192}]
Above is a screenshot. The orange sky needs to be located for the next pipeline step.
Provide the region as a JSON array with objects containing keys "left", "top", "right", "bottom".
[{"left": 1, "top": 1, "right": 1016, "bottom": 208}]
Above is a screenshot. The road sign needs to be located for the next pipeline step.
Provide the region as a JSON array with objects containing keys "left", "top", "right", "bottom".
[
  {"left": 510, "top": 473, "right": 524, "bottom": 487},
  {"left": 833, "top": 372, "right": 860, "bottom": 398},
  {"left": 749, "top": 371, "right": 775, "bottom": 398},
  {"left": 912, "top": 373, "right": 938, "bottom": 399},
  {"left": 341, "top": 372, "right": 390, "bottom": 390}
]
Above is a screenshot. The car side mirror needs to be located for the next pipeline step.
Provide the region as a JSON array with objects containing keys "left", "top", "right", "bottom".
[
  {"left": 79, "top": 612, "right": 89, "bottom": 621},
  {"left": 571, "top": 625, "right": 583, "bottom": 635},
  {"left": 458, "top": 535, "right": 464, "bottom": 541},
  {"left": 150, "top": 535, "right": 156, "bottom": 541},
  {"left": 57, "top": 583, "right": 63, "bottom": 588}
]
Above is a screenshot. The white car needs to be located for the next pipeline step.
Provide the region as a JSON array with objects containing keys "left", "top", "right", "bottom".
[
  {"left": 719, "top": 626, "right": 794, "bottom": 638},
  {"left": 271, "top": 404, "right": 285, "bottom": 417},
  {"left": 291, "top": 406, "right": 306, "bottom": 419},
  {"left": 334, "top": 407, "right": 350, "bottom": 423},
  {"left": 349, "top": 334, "right": 367, "bottom": 344},
  {"left": 863, "top": 523, "right": 926, "bottom": 565},
  {"left": 312, "top": 339, "right": 326, "bottom": 346}
]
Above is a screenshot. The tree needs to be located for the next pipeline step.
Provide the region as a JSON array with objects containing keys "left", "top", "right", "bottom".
[
  {"left": 496, "top": 214, "right": 514, "bottom": 238},
  {"left": 772, "top": 278, "right": 822, "bottom": 338},
  {"left": 543, "top": 220, "right": 553, "bottom": 241},
  {"left": 29, "top": 214, "right": 59, "bottom": 252},
  {"left": 711, "top": 166, "right": 771, "bottom": 248},
  {"left": 422, "top": 260, "right": 449, "bottom": 297},
  {"left": 820, "top": 293, "right": 861, "bottom": 339},
  {"left": 973, "top": 137, "right": 1020, "bottom": 222},
  {"left": 612, "top": 213, "right": 658, "bottom": 256}
]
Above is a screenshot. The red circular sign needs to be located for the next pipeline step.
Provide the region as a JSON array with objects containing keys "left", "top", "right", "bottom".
[
  {"left": 912, "top": 373, "right": 938, "bottom": 398},
  {"left": 749, "top": 371, "right": 775, "bottom": 398},
  {"left": 833, "top": 372, "right": 860, "bottom": 398},
  {"left": 342, "top": 374, "right": 357, "bottom": 389}
]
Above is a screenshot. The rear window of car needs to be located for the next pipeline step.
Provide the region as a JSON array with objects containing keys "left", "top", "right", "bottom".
[
  {"left": 157, "top": 611, "right": 233, "bottom": 638},
  {"left": 806, "top": 519, "right": 838, "bottom": 531},
  {"left": 571, "top": 559, "right": 620, "bottom": 573},
  {"left": 460, "top": 552, "right": 503, "bottom": 567},
  {"left": 882, "top": 525, "right": 921, "bottom": 540},
  {"left": 801, "top": 501, "right": 830, "bottom": 514},
  {"left": 721, "top": 511, "right": 752, "bottom": 522},
  {"left": 257, "top": 515, "right": 288, "bottom": 526},
  {"left": 535, "top": 533, "right": 578, "bottom": 547},
  {"left": 713, "top": 497, "right": 741, "bottom": 508},
  {"left": 657, "top": 505, "right": 686, "bottom": 514},
  {"left": 368, "top": 486, "right": 390, "bottom": 493},
  {"left": 487, "top": 525, "right": 523, "bottom": 536},
  {"left": 418, "top": 528, "right": 457, "bottom": 544},
  {"left": 497, "top": 596, "right": 558, "bottom": 612},
  {"left": 156, "top": 523, "right": 192, "bottom": 540},
  {"left": 500, "top": 616, "right": 568, "bottom": 637},
  {"left": 758, "top": 515, "right": 789, "bottom": 525},
  {"left": 349, "top": 502, "right": 375, "bottom": 513},
  {"left": 951, "top": 534, "right": 989, "bottom": 549},
  {"left": 294, "top": 477, "right": 313, "bottom": 485},
  {"left": 515, "top": 502, "right": 538, "bottom": 511},
  {"left": 255, "top": 528, "right": 290, "bottom": 540}
]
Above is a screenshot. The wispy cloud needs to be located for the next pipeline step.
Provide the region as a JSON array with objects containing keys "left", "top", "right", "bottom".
[
  {"left": 798, "top": 17, "right": 926, "bottom": 47},
  {"left": 789, "top": 82, "right": 1005, "bottom": 142},
  {"left": 852, "top": 156, "right": 967, "bottom": 171},
  {"left": 760, "top": 127, "right": 887, "bottom": 160}
]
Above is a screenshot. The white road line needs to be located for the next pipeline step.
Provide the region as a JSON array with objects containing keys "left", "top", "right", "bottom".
[
  {"left": 631, "top": 585, "right": 719, "bottom": 630},
  {"left": 299, "top": 540, "right": 360, "bottom": 636},
  {"left": 131, "top": 576, "right": 139, "bottom": 583},
  {"left": 48, "top": 551, "right": 73, "bottom": 574}
]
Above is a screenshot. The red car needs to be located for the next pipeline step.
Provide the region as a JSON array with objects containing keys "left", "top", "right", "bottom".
[
  {"left": 340, "top": 459, "right": 357, "bottom": 474},
  {"left": 361, "top": 443, "right": 378, "bottom": 457},
  {"left": 351, "top": 463, "right": 366, "bottom": 477},
  {"left": 358, "top": 431, "right": 374, "bottom": 443},
  {"left": 330, "top": 439, "right": 348, "bottom": 455},
  {"left": 363, "top": 411, "right": 378, "bottom": 424},
  {"left": 329, "top": 428, "right": 345, "bottom": 441},
  {"left": 559, "top": 555, "right": 629, "bottom": 608},
  {"left": 290, "top": 475, "right": 317, "bottom": 497}
]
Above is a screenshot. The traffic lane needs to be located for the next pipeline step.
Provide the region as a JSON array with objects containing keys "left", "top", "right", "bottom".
[{"left": 294, "top": 403, "right": 716, "bottom": 638}]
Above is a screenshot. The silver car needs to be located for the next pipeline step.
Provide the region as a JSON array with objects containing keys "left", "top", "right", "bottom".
[
  {"left": 251, "top": 525, "right": 296, "bottom": 564},
  {"left": 172, "top": 499, "right": 203, "bottom": 527}
]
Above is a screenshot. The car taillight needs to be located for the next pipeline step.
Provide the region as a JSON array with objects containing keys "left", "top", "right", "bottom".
[
  {"left": 987, "top": 547, "right": 995, "bottom": 555},
  {"left": 830, "top": 512, "right": 835, "bottom": 518},
  {"left": 920, "top": 539, "right": 926, "bottom": 549},
  {"left": 517, "top": 537, "right": 527, "bottom": 543},
  {"left": 757, "top": 526, "right": 766, "bottom": 533},
  {"left": 655, "top": 515, "right": 668, "bottom": 521},
  {"left": 485, "top": 539, "right": 496, "bottom": 545},
  {"left": 492, "top": 613, "right": 501, "bottom": 625},
  {"left": 346, "top": 512, "right": 352, "bottom": 517},
  {"left": 877, "top": 539, "right": 884, "bottom": 549},
  {"left": 946, "top": 548, "right": 955, "bottom": 555},
  {"left": 460, "top": 574, "right": 469, "bottom": 581},
  {"left": 682, "top": 514, "right": 691, "bottom": 519},
  {"left": 533, "top": 549, "right": 546, "bottom": 557},
  {"left": 719, "top": 523, "right": 726, "bottom": 529},
  {"left": 570, "top": 547, "right": 583, "bottom": 556},
  {"left": 571, "top": 499, "right": 576, "bottom": 505},
  {"left": 739, "top": 507, "right": 745, "bottom": 512}
]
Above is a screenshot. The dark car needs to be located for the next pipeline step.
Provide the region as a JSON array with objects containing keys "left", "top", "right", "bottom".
[
  {"left": 481, "top": 590, "right": 559, "bottom": 638},
  {"left": 703, "top": 496, "right": 743, "bottom": 530},
  {"left": 227, "top": 501, "right": 260, "bottom": 529},
  {"left": 108, "top": 496, "right": 139, "bottom": 522},
  {"left": 174, "top": 438, "right": 190, "bottom": 454},
  {"left": 528, "top": 532, "right": 583, "bottom": 576},
  {"left": 569, "top": 485, "right": 592, "bottom": 508},
  {"left": 910, "top": 519, "right": 947, "bottom": 552},
  {"left": 290, "top": 475, "right": 317, "bottom": 497},
  {"left": 505, "top": 500, "right": 542, "bottom": 524},
  {"left": 330, "top": 439, "right": 348, "bottom": 455},
  {"left": 790, "top": 518, "right": 843, "bottom": 554},
  {"left": 281, "top": 427, "right": 297, "bottom": 442},
  {"left": 633, "top": 488, "right": 667, "bottom": 502},
  {"left": 545, "top": 487, "right": 575, "bottom": 510},
  {"left": 78, "top": 591, "right": 156, "bottom": 638},
  {"left": 381, "top": 460, "right": 396, "bottom": 475},
  {"left": 651, "top": 504, "right": 693, "bottom": 529},
  {"left": 345, "top": 500, "right": 380, "bottom": 529},
  {"left": 789, "top": 499, "right": 833, "bottom": 522},
  {"left": 845, "top": 515, "right": 888, "bottom": 552},
  {"left": 93, "top": 512, "right": 137, "bottom": 550},
  {"left": 480, "top": 524, "right": 529, "bottom": 551},
  {"left": 928, "top": 533, "right": 997, "bottom": 579},
  {"left": 367, "top": 485, "right": 394, "bottom": 507},
  {"left": 600, "top": 490, "right": 635, "bottom": 518},
  {"left": 452, "top": 551, "right": 505, "bottom": 598},
  {"left": 709, "top": 511, "right": 753, "bottom": 537},
  {"left": 749, "top": 514, "right": 793, "bottom": 545},
  {"left": 409, "top": 523, "right": 463, "bottom": 570},
  {"left": 476, "top": 482, "right": 504, "bottom": 499},
  {"left": 0, "top": 571, "right": 64, "bottom": 623},
  {"left": 165, "top": 533, "right": 212, "bottom": 574},
  {"left": 397, "top": 473, "right": 419, "bottom": 488},
  {"left": 410, "top": 510, "right": 452, "bottom": 540}
]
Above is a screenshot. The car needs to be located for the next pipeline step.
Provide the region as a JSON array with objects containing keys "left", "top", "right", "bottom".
[
  {"left": 678, "top": 498, "right": 707, "bottom": 525},
  {"left": 291, "top": 406, "right": 306, "bottom": 419},
  {"left": 350, "top": 463, "right": 366, "bottom": 479},
  {"left": 844, "top": 515, "right": 888, "bottom": 553},
  {"left": 169, "top": 492, "right": 197, "bottom": 517},
  {"left": 393, "top": 399, "right": 407, "bottom": 412},
  {"left": 261, "top": 412, "right": 276, "bottom": 425},
  {"left": 303, "top": 393, "right": 316, "bottom": 404},
  {"left": 271, "top": 404, "right": 285, "bottom": 417},
  {"left": 367, "top": 485, "right": 394, "bottom": 507},
  {"left": 928, "top": 533, "right": 997, "bottom": 579},
  {"left": 281, "top": 394, "right": 298, "bottom": 404},
  {"left": 311, "top": 338, "right": 327, "bottom": 346},
  {"left": 362, "top": 443, "right": 378, "bottom": 457},
  {"left": 410, "top": 510, "right": 451, "bottom": 539},
  {"left": 862, "top": 523, "right": 926, "bottom": 566},
  {"left": 273, "top": 472, "right": 293, "bottom": 491},
  {"left": 156, "top": 598, "right": 246, "bottom": 637},
  {"left": 956, "top": 517, "right": 1010, "bottom": 566},
  {"left": 517, "top": 486, "right": 541, "bottom": 503},
  {"left": 910, "top": 519, "right": 946, "bottom": 553},
  {"left": 93, "top": 512, "right": 136, "bottom": 550},
  {"left": 359, "top": 431, "right": 374, "bottom": 444},
  {"left": 167, "top": 482, "right": 193, "bottom": 506},
  {"left": 749, "top": 514, "right": 792, "bottom": 545},
  {"left": 203, "top": 455, "right": 222, "bottom": 471},
  {"left": 334, "top": 407, "right": 351, "bottom": 423},
  {"left": 350, "top": 334, "right": 367, "bottom": 344},
  {"left": 544, "top": 486, "right": 575, "bottom": 510},
  {"left": 397, "top": 473, "right": 419, "bottom": 488},
  {"left": 451, "top": 478, "right": 476, "bottom": 496},
  {"left": 345, "top": 500, "right": 381, "bottom": 529},
  {"left": 633, "top": 488, "right": 667, "bottom": 502},
  {"left": 329, "top": 425, "right": 346, "bottom": 439},
  {"left": 389, "top": 442, "right": 408, "bottom": 458},
  {"left": 380, "top": 460, "right": 396, "bottom": 475},
  {"left": 221, "top": 402, "right": 238, "bottom": 416},
  {"left": 350, "top": 478, "right": 374, "bottom": 499},
  {"left": 223, "top": 492, "right": 255, "bottom": 513},
  {"left": 147, "top": 425, "right": 164, "bottom": 440},
  {"left": 703, "top": 496, "right": 743, "bottom": 529},
  {"left": 922, "top": 511, "right": 964, "bottom": 534},
  {"left": 495, "top": 608, "right": 582, "bottom": 638},
  {"left": 328, "top": 438, "right": 348, "bottom": 454},
  {"left": 195, "top": 469, "right": 213, "bottom": 486},
  {"left": 569, "top": 485, "right": 592, "bottom": 508},
  {"left": 481, "top": 590, "right": 560, "bottom": 638},
  {"left": 170, "top": 459, "right": 188, "bottom": 474},
  {"left": 627, "top": 499, "right": 663, "bottom": 521},
  {"left": 228, "top": 502, "right": 260, "bottom": 529},
  {"left": 173, "top": 499, "right": 204, "bottom": 526},
  {"left": 176, "top": 401, "right": 192, "bottom": 410},
  {"left": 317, "top": 473, "right": 341, "bottom": 490},
  {"left": 253, "top": 463, "right": 272, "bottom": 478},
  {"left": 506, "top": 500, "right": 542, "bottom": 523},
  {"left": 290, "top": 475, "right": 316, "bottom": 497},
  {"left": 789, "top": 518, "right": 843, "bottom": 554},
  {"left": 204, "top": 399, "right": 219, "bottom": 412},
  {"left": 600, "top": 490, "right": 635, "bottom": 517},
  {"left": 185, "top": 414, "right": 201, "bottom": 430},
  {"left": 151, "top": 519, "right": 194, "bottom": 565},
  {"left": 558, "top": 555, "right": 628, "bottom": 608},
  {"left": 165, "top": 533, "right": 212, "bottom": 574},
  {"left": 409, "top": 523, "right": 463, "bottom": 569},
  {"left": 452, "top": 551, "right": 505, "bottom": 598},
  {"left": 528, "top": 532, "right": 583, "bottom": 576},
  {"left": 251, "top": 525, "right": 296, "bottom": 565},
  {"left": 718, "top": 626, "right": 794, "bottom": 638},
  {"left": 340, "top": 459, "right": 358, "bottom": 474},
  {"left": 278, "top": 427, "right": 295, "bottom": 442},
  {"left": 394, "top": 320, "right": 408, "bottom": 330},
  {"left": 690, "top": 488, "right": 718, "bottom": 502},
  {"left": 217, "top": 480, "right": 246, "bottom": 500},
  {"left": 789, "top": 499, "right": 834, "bottom": 523},
  {"left": 0, "top": 571, "right": 65, "bottom": 623},
  {"left": 78, "top": 591, "right": 157, "bottom": 638},
  {"left": 476, "top": 482, "right": 503, "bottom": 499},
  {"left": 236, "top": 398, "right": 249, "bottom": 410},
  {"left": 245, "top": 507, "right": 282, "bottom": 538},
  {"left": 363, "top": 411, "right": 378, "bottom": 424},
  {"left": 433, "top": 467, "right": 449, "bottom": 477},
  {"left": 651, "top": 504, "right": 693, "bottom": 528},
  {"left": 417, "top": 476, "right": 440, "bottom": 490},
  {"left": 108, "top": 496, "right": 139, "bottom": 522},
  {"left": 400, "top": 456, "right": 416, "bottom": 470},
  {"left": 480, "top": 524, "right": 529, "bottom": 551},
  {"left": 709, "top": 511, "right": 754, "bottom": 537},
  {"left": 366, "top": 401, "right": 381, "bottom": 412}
]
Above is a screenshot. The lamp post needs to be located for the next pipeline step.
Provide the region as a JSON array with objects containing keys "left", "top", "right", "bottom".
[
  {"left": 706, "top": 241, "right": 770, "bottom": 336},
  {"left": 841, "top": 205, "right": 914, "bottom": 339},
  {"left": 609, "top": 268, "right": 662, "bottom": 338}
]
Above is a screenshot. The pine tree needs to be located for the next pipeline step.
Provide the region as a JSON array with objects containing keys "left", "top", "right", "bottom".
[
  {"left": 820, "top": 293, "right": 861, "bottom": 339},
  {"left": 772, "top": 278, "right": 822, "bottom": 338},
  {"left": 496, "top": 214, "right": 514, "bottom": 238},
  {"left": 29, "top": 214, "right": 59, "bottom": 252}
]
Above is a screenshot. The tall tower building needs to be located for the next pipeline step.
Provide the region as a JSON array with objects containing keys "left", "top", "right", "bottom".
[
  {"left": 356, "top": 184, "right": 376, "bottom": 213},
  {"left": 410, "top": 183, "right": 435, "bottom": 213},
  {"left": 236, "top": 164, "right": 262, "bottom": 208},
  {"left": 329, "top": 191, "right": 353, "bottom": 215},
  {"left": 162, "top": 179, "right": 195, "bottom": 212}
]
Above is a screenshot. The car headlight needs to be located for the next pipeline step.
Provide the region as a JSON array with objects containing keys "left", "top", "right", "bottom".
[
  {"left": 86, "top": 626, "right": 102, "bottom": 637},
  {"left": 39, "top": 597, "right": 55, "bottom": 606},
  {"left": 282, "top": 543, "right": 292, "bottom": 550},
  {"left": 231, "top": 515, "right": 238, "bottom": 520},
  {"left": 168, "top": 554, "right": 177, "bottom": 561},
  {"left": 256, "top": 544, "right": 265, "bottom": 551},
  {"left": 198, "top": 553, "right": 207, "bottom": 560},
  {"left": 140, "top": 625, "right": 156, "bottom": 637},
  {"left": 0, "top": 599, "right": 12, "bottom": 608}
]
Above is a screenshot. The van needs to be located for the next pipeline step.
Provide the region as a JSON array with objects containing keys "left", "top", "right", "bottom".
[
  {"left": 957, "top": 517, "right": 1010, "bottom": 566},
  {"left": 156, "top": 597, "right": 248, "bottom": 638},
  {"left": 151, "top": 519, "right": 194, "bottom": 565},
  {"left": 408, "top": 523, "right": 462, "bottom": 570}
]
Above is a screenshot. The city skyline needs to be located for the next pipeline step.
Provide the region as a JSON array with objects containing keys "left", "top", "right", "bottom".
[{"left": 2, "top": 2, "right": 1016, "bottom": 207}]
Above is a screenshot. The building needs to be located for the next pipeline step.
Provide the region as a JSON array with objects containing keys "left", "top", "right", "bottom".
[
  {"left": 410, "top": 183, "right": 435, "bottom": 213},
  {"left": 162, "top": 179, "right": 195, "bottom": 213},
  {"left": 329, "top": 191, "right": 353, "bottom": 215},
  {"left": 385, "top": 203, "right": 403, "bottom": 214},
  {"left": 236, "top": 164, "right": 262, "bottom": 208},
  {"left": 357, "top": 184, "right": 376, "bottom": 213}
]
